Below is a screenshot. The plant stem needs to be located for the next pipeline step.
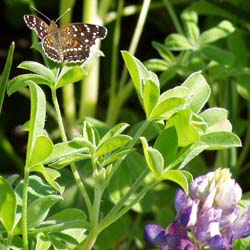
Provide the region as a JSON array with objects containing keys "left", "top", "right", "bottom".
[
  {"left": 51, "top": 88, "right": 93, "bottom": 216},
  {"left": 22, "top": 167, "right": 30, "bottom": 250}
]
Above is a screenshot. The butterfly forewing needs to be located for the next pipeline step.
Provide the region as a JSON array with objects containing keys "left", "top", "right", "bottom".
[{"left": 23, "top": 15, "right": 49, "bottom": 39}]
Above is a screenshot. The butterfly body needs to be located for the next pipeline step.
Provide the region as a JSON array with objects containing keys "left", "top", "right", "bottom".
[{"left": 24, "top": 14, "right": 107, "bottom": 63}]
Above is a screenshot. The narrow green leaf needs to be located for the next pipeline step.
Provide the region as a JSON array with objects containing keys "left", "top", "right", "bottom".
[
  {"left": 82, "top": 121, "right": 100, "bottom": 147},
  {"left": 35, "top": 233, "right": 51, "bottom": 250},
  {"left": 143, "top": 80, "right": 159, "bottom": 118},
  {"left": 199, "top": 20, "right": 235, "bottom": 46},
  {"left": 201, "top": 45, "right": 234, "bottom": 65},
  {"left": 29, "top": 136, "right": 53, "bottom": 167},
  {"left": 18, "top": 61, "right": 55, "bottom": 83},
  {"left": 166, "top": 110, "right": 200, "bottom": 147},
  {"left": 0, "top": 42, "right": 14, "bottom": 114},
  {"left": 121, "top": 51, "right": 150, "bottom": 100},
  {"left": 145, "top": 59, "right": 170, "bottom": 72},
  {"left": 152, "top": 41, "right": 175, "bottom": 63},
  {"left": 27, "top": 195, "right": 63, "bottom": 229},
  {"left": 182, "top": 72, "right": 210, "bottom": 113},
  {"left": 96, "top": 135, "right": 131, "bottom": 157},
  {"left": 56, "top": 65, "right": 86, "bottom": 89},
  {"left": 140, "top": 137, "right": 164, "bottom": 176},
  {"left": 30, "top": 165, "right": 64, "bottom": 194},
  {"left": 165, "top": 34, "right": 193, "bottom": 51},
  {"left": 7, "top": 74, "right": 51, "bottom": 95},
  {"left": 160, "top": 170, "right": 191, "bottom": 194},
  {"left": 26, "top": 82, "right": 47, "bottom": 165},
  {"left": 201, "top": 132, "right": 242, "bottom": 149},
  {"left": 98, "top": 123, "right": 129, "bottom": 146},
  {"left": 154, "top": 127, "right": 178, "bottom": 166},
  {"left": 0, "top": 176, "right": 16, "bottom": 234}
]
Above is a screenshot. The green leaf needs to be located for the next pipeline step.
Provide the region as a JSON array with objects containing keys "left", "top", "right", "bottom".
[
  {"left": 82, "top": 121, "right": 100, "bottom": 146},
  {"left": 27, "top": 195, "right": 63, "bottom": 229},
  {"left": 29, "top": 136, "right": 53, "bottom": 167},
  {"left": 0, "top": 176, "right": 16, "bottom": 234},
  {"left": 7, "top": 74, "right": 51, "bottom": 95},
  {"left": 160, "top": 170, "right": 191, "bottom": 194},
  {"left": 143, "top": 80, "right": 159, "bottom": 118},
  {"left": 121, "top": 51, "right": 150, "bottom": 100},
  {"left": 165, "top": 34, "right": 193, "bottom": 51},
  {"left": 200, "top": 108, "right": 232, "bottom": 133},
  {"left": 159, "top": 86, "right": 192, "bottom": 102},
  {"left": 42, "top": 138, "right": 93, "bottom": 166},
  {"left": 150, "top": 97, "right": 187, "bottom": 120},
  {"left": 182, "top": 72, "right": 210, "bottom": 113},
  {"left": 35, "top": 233, "right": 51, "bottom": 250},
  {"left": 167, "top": 110, "right": 200, "bottom": 147},
  {"left": 181, "top": 9, "right": 200, "bottom": 44},
  {"left": 200, "top": 132, "right": 242, "bottom": 150},
  {"left": 56, "top": 65, "right": 86, "bottom": 89},
  {"left": 201, "top": 45, "right": 234, "bottom": 65},
  {"left": 140, "top": 137, "right": 164, "bottom": 176},
  {"left": 26, "top": 82, "right": 47, "bottom": 165},
  {"left": 154, "top": 127, "right": 178, "bottom": 166},
  {"left": 96, "top": 135, "right": 131, "bottom": 157},
  {"left": 0, "top": 42, "right": 14, "bottom": 114},
  {"left": 30, "top": 165, "right": 64, "bottom": 194},
  {"left": 234, "top": 237, "right": 250, "bottom": 250},
  {"left": 98, "top": 123, "right": 129, "bottom": 146},
  {"left": 145, "top": 59, "right": 170, "bottom": 71},
  {"left": 152, "top": 41, "right": 175, "bottom": 63},
  {"left": 18, "top": 61, "right": 55, "bottom": 83},
  {"left": 199, "top": 20, "right": 235, "bottom": 46}
]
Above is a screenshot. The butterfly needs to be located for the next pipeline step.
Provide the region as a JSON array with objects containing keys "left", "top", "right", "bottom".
[{"left": 23, "top": 11, "right": 107, "bottom": 63}]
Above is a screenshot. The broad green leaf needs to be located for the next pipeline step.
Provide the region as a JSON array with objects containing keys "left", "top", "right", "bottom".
[
  {"left": 166, "top": 110, "right": 200, "bottom": 147},
  {"left": 201, "top": 45, "right": 234, "bottom": 65},
  {"left": 42, "top": 138, "right": 93, "bottom": 165},
  {"left": 160, "top": 170, "right": 191, "bottom": 194},
  {"left": 152, "top": 41, "right": 175, "bottom": 63},
  {"left": 30, "top": 165, "right": 64, "bottom": 194},
  {"left": 96, "top": 135, "right": 131, "bottom": 157},
  {"left": 35, "top": 233, "right": 51, "bottom": 250},
  {"left": 121, "top": 51, "right": 150, "bottom": 100},
  {"left": 26, "top": 82, "right": 47, "bottom": 165},
  {"left": 159, "top": 86, "right": 192, "bottom": 102},
  {"left": 234, "top": 237, "right": 250, "bottom": 249},
  {"left": 56, "top": 65, "right": 86, "bottom": 88},
  {"left": 145, "top": 59, "right": 170, "bottom": 71},
  {"left": 165, "top": 34, "right": 193, "bottom": 51},
  {"left": 0, "top": 42, "right": 14, "bottom": 114},
  {"left": 0, "top": 176, "right": 16, "bottom": 234},
  {"left": 27, "top": 195, "right": 63, "bottom": 229},
  {"left": 28, "top": 136, "right": 53, "bottom": 167},
  {"left": 181, "top": 10, "right": 200, "bottom": 44},
  {"left": 49, "top": 208, "right": 86, "bottom": 222},
  {"left": 200, "top": 108, "right": 232, "bottom": 133},
  {"left": 143, "top": 80, "right": 159, "bottom": 118},
  {"left": 182, "top": 72, "right": 210, "bottom": 113},
  {"left": 99, "top": 123, "right": 129, "bottom": 146},
  {"left": 201, "top": 132, "right": 241, "bottom": 150},
  {"left": 150, "top": 97, "right": 187, "bottom": 120},
  {"left": 140, "top": 137, "right": 164, "bottom": 176},
  {"left": 191, "top": 113, "right": 207, "bottom": 134},
  {"left": 154, "top": 127, "right": 178, "bottom": 166},
  {"left": 18, "top": 61, "right": 55, "bottom": 83},
  {"left": 7, "top": 74, "right": 51, "bottom": 95},
  {"left": 199, "top": 20, "right": 235, "bottom": 46}
]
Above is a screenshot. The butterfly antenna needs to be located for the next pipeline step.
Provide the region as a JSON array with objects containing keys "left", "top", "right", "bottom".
[
  {"left": 55, "top": 8, "right": 71, "bottom": 23},
  {"left": 30, "top": 6, "right": 51, "bottom": 22}
]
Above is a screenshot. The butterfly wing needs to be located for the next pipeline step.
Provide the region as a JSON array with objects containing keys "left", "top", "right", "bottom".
[
  {"left": 23, "top": 15, "right": 49, "bottom": 39},
  {"left": 59, "top": 23, "right": 107, "bottom": 63}
]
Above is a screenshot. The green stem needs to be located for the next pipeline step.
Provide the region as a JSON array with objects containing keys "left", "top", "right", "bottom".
[
  {"left": 22, "top": 167, "right": 30, "bottom": 250},
  {"left": 51, "top": 88, "right": 93, "bottom": 217},
  {"left": 162, "top": 0, "right": 183, "bottom": 35}
]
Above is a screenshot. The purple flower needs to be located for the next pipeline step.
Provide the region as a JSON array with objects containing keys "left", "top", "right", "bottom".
[{"left": 144, "top": 168, "right": 250, "bottom": 249}]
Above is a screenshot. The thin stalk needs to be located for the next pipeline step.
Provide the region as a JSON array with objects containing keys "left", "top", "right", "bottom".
[
  {"left": 22, "top": 167, "right": 30, "bottom": 250},
  {"left": 106, "top": 0, "right": 124, "bottom": 125},
  {"left": 51, "top": 88, "right": 93, "bottom": 216},
  {"left": 99, "top": 0, "right": 113, "bottom": 20},
  {"left": 163, "top": 0, "right": 183, "bottom": 35}
]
